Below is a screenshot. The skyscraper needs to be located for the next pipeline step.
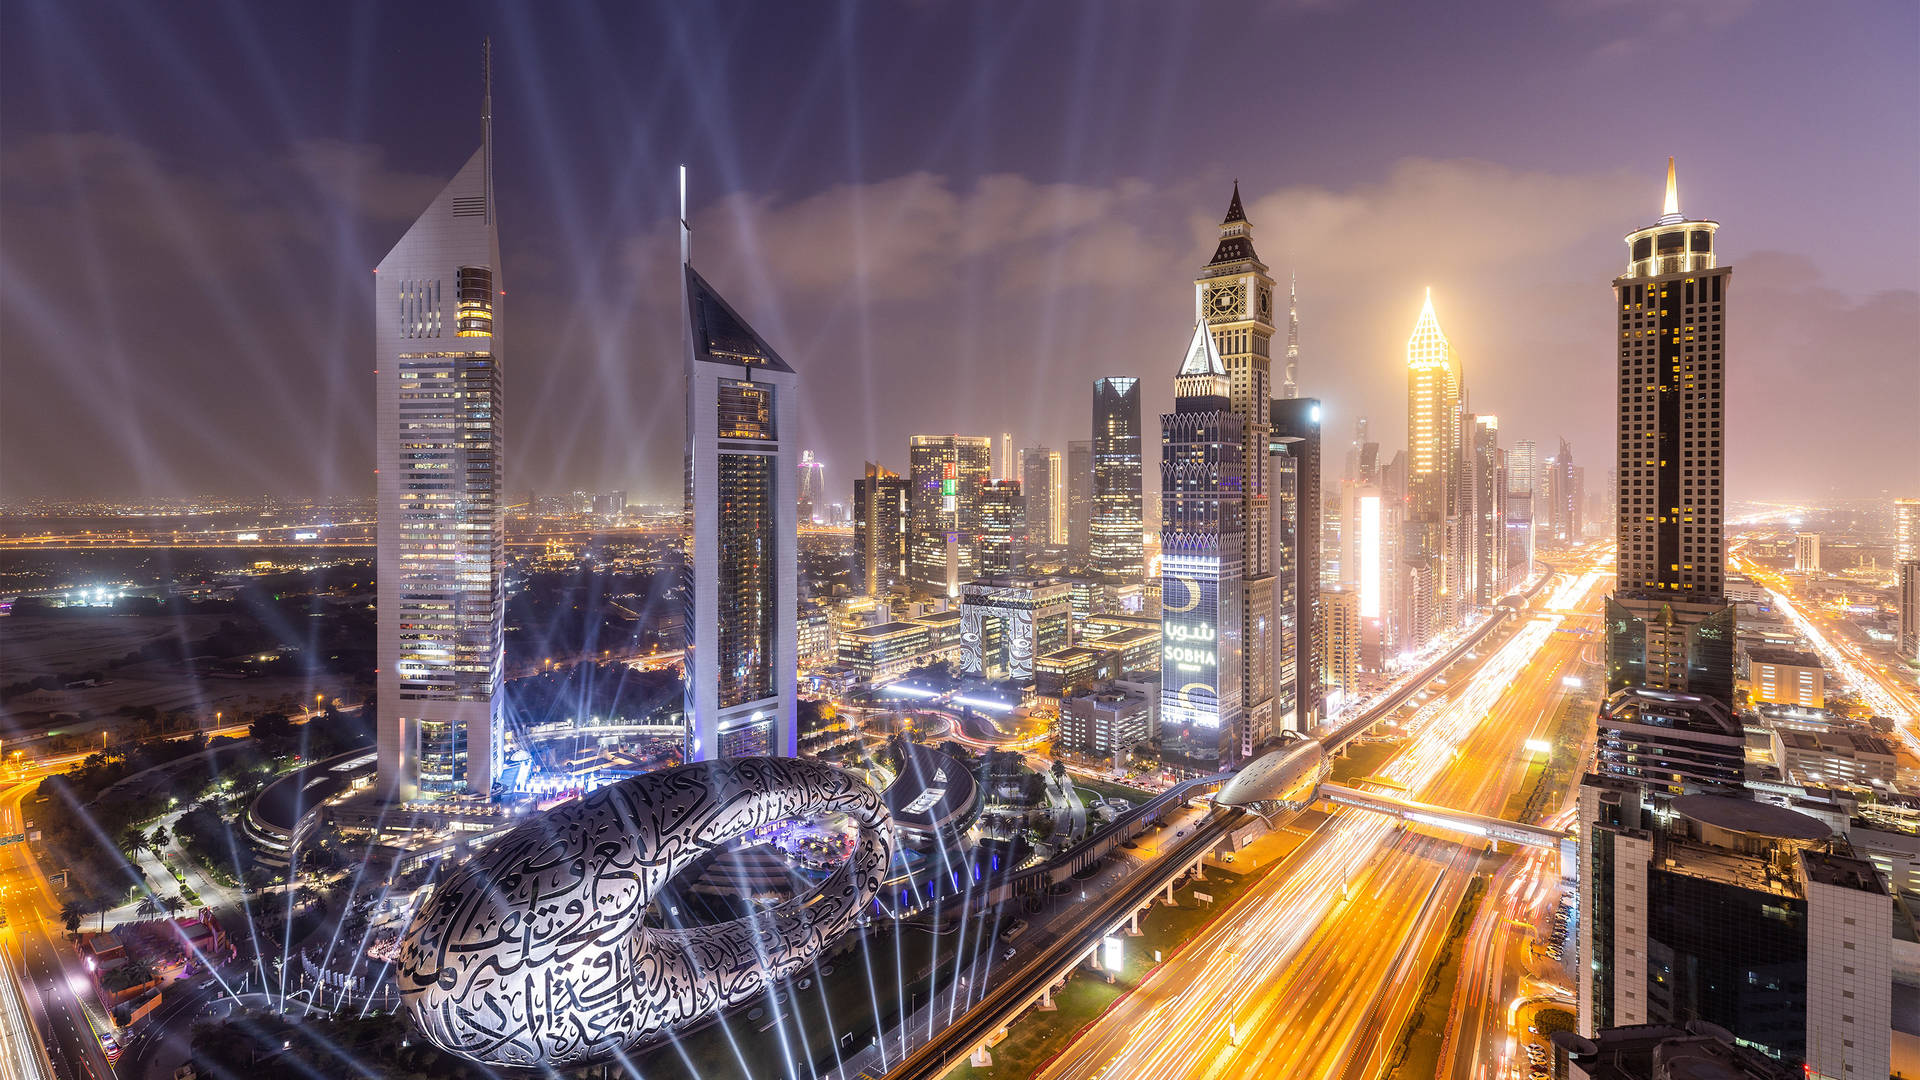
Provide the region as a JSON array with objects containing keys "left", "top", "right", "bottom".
[
  {"left": 796, "top": 450, "right": 825, "bottom": 525},
  {"left": 1272, "top": 397, "right": 1323, "bottom": 735},
  {"left": 1794, "top": 532, "right": 1820, "bottom": 573},
  {"left": 682, "top": 168, "right": 798, "bottom": 760},
  {"left": 1020, "top": 446, "right": 1062, "bottom": 552},
  {"left": 1899, "top": 560, "right": 1920, "bottom": 662},
  {"left": 1549, "top": 440, "right": 1582, "bottom": 544},
  {"left": 1894, "top": 497, "right": 1920, "bottom": 561},
  {"left": 1091, "top": 378, "right": 1145, "bottom": 582},
  {"left": 1195, "top": 185, "right": 1275, "bottom": 748},
  {"left": 1470, "top": 415, "right": 1504, "bottom": 605},
  {"left": 1160, "top": 321, "right": 1245, "bottom": 764},
  {"left": 1405, "top": 289, "right": 1461, "bottom": 643},
  {"left": 908, "top": 434, "right": 993, "bottom": 595},
  {"left": 1067, "top": 439, "right": 1093, "bottom": 565},
  {"left": 853, "top": 462, "right": 908, "bottom": 596},
  {"left": 376, "top": 45, "right": 504, "bottom": 801},
  {"left": 1282, "top": 271, "right": 1300, "bottom": 400},
  {"left": 975, "top": 478, "right": 1025, "bottom": 575},
  {"left": 1605, "top": 159, "right": 1734, "bottom": 713}
]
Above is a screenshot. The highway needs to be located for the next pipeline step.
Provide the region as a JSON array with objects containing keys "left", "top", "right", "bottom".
[
  {"left": 1025, "top": 558, "right": 1610, "bottom": 1080},
  {"left": 0, "top": 782, "right": 113, "bottom": 1080},
  {"left": 1730, "top": 542, "right": 1920, "bottom": 753}
]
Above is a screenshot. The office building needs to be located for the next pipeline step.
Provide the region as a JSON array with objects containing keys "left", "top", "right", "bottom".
[
  {"left": 1195, "top": 185, "right": 1276, "bottom": 750},
  {"left": 1594, "top": 687, "right": 1744, "bottom": 794},
  {"left": 375, "top": 49, "right": 505, "bottom": 800},
  {"left": 853, "top": 462, "right": 909, "bottom": 596},
  {"left": 1766, "top": 726, "right": 1896, "bottom": 789},
  {"left": 1470, "top": 415, "right": 1504, "bottom": 605},
  {"left": 975, "top": 478, "right": 1025, "bottom": 576},
  {"left": 1549, "top": 439, "right": 1583, "bottom": 544},
  {"left": 1273, "top": 397, "right": 1323, "bottom": 734},
  {"left": 1067, "top": 439, "right": 1094, "bottom": 565},
  {"left": 1059, "top": 681, "right": 1159, "bottom": 767},
  {"left": 796, "top": 450, "right": 825, "bottom": 524},
  {"left": 1745, "top": 646, "right": 1825, "bottom": 709},
  {"left": 1021, "top": 445, "right": 1065, "bottom": 551},
  {"left": 592, "top": 491, "right": 627, "bottom": 518},
  {"left": 1321, "top": 586, "right": 1361, "bottom": 703},
  {"left": 1793, "top": 532, "right": 1820, "bottom": 573},
  {"left": 1895, "top": 498, "right": 1920, "bottom": 562},
  {"left": 1576, "top": 779, "right": 1890, "bottom": 1079},
  {"left": 1091, "top": 378, "right": 1145, "bottom": 582},
  {"left": 1555, "top": 1022, "right": 1798, "bottom": 1080},
  {"left": 1406, "top": 289, "right": 1462, "bottom": 636},
  {"left": 1900, "top": 560, "right": 1920, "bottom": 661},
  {"left": 1160, "top": 319, "right": 1246, "bottom": 764},
  {"left": 958, "top": 575, "right": 1072, "bottom": 683},
  {"left": 908, "top": 434, "right": 993, "bottom": 595},
  {"left": 1510, "top": 438, "right": 1537, "bottom": 502},
  {"left": 682, "top": 170, "right": 799, "bottom": 760},
  {"left": 1605, "top": 161, "right": 1735, "bottom": 714}
]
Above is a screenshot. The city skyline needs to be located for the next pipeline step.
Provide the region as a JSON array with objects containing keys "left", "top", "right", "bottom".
[{"left": 3, "top": 4, "right": 1915, "bottom": 505}]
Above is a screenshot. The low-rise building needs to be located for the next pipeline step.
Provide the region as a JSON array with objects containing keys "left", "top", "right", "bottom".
[
  {"left": 1058, "top": 678, "right": 1159, "bottom": 767},
  {"left": 1767, "top": 726, "right": 1897, "bottom": 789},
  {"left": 1745, "top": 646, "right": 1825, "bottom": 709}
]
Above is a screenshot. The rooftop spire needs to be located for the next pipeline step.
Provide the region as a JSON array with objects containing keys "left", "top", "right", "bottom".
[
  {"left": 1223, "top": 180, "right": 1247, "bottom": 225},
  {"left": 1662, "top": 155, "right": 1679, "bottom": 218},
  {"left": 481, "top": 38, "right": 494, "bottom": 220}
]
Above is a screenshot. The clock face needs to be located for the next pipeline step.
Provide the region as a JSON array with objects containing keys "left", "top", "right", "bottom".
[
  {"left": 1204, "top": 281, "right": 1245, "bottom": 320},
  {"left": 1260, "top": 288, "right": 1272, "bottom": 316}
]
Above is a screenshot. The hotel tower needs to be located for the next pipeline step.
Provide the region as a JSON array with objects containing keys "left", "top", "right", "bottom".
[
  {"left": 375, "top": 44, "right": 505, "bottom": 801},
  {"left": 1194, "top": 185, "right": 1275, "bottom": 753},
  {"left": 1604, "top": 159, "right": 1734, "bottom": 712}
]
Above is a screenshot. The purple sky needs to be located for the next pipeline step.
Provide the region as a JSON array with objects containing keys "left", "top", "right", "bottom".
[{"left": 3, "top": 0, "right": 1915, "bottom": 505}]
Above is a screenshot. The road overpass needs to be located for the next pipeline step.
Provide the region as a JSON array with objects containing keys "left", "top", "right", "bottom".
[{"left": 1315, "top": 783, "right": 1567, "bottom": 849}]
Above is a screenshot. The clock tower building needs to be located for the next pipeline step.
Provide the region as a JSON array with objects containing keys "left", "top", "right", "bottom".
[{"left": 1195, "top": 184, "right": 1277, "bottom": 758}]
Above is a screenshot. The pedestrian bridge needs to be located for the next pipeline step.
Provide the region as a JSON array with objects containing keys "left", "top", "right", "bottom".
[{"left": 1315, "top": 782, "right": 1567, "bottom": 849}]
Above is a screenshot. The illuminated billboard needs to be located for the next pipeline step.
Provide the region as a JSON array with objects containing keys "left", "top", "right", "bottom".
[
  {"left": 1161, "top": 554, "right": 1224, "bottom": 730},
  {"left": 1359, "top": 493, "right": 1382, "bottom": 618},
  {"left": 942, "top": 462, "right": 957, "bottom": 513}
]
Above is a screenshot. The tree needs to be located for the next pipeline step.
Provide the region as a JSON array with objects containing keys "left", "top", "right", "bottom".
[
  {"left": 161, "top": 896, "right": 187, "bottom": 917},
  {"left": 1050, "top": 759, "right": 1067, "bottom": 784},
  {"left": 148, "top": 826, "right": 169, "bottom": 853},
  {"left": 119, "top": 827, "right": 147, "bottom": 861},
  {"left": 59, "top": 901, "right": 84, "bottom": 934}
]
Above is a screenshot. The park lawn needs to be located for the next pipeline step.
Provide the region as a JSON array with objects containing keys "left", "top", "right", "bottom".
[{"left": 1329, "top": 737, "right": 1405, "bottom": 784}]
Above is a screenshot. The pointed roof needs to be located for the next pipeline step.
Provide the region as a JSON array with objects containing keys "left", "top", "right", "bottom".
[
  {"left": 1223, "top": 181, "right": 1247, "bottom": 225},
  {"left": 1178, "top": 320, "right": 1225, "bottom": 377},
  {"left": 685, "top": 265, "right": 794, "bottom": 373},
  {"left": 1661, "top": 155, "right": 1680, "bottom": 220},
  {"left": 1406, "top": 287, "right": 1451, "bottom": 366}
]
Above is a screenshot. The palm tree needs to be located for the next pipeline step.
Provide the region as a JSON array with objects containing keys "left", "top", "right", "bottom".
[
  {"left": 148, "top": 826, "right": 169, "bottom": 853},
  {"left": 118, "top": 828, "right": 146, "bottom": 861},
  {"left": 58, "top": 901, "right": 84, "bottom": 935},
  {"left": 161, "top": 896, "right": 187, "bottom": 918}
]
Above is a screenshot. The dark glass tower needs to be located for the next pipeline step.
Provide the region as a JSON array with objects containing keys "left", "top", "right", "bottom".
[
  {"left": 1271, "top": 397, "right": 1322, "bottom": 735},
  {"left": 1090, "top": 378, "right": 1144, "bottom": 582},
  {"left": 854, "top": 461, "right": 908, "bottom": 595}
]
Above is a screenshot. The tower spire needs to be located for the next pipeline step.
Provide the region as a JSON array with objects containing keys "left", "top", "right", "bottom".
[
  {"left": 1223, "top": 180, "right": 1247, "bottom": 224},
  {"left": 1662, "top": 155, "right": 1679, "bottom": 219},
  {"left": 481, "top": 38, "right": 494, "bottom": 221}
]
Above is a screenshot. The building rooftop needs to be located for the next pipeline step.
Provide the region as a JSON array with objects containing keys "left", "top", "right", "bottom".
[
  {"left": 1745, "top": 646, "right": 1823, "bottom": 668},
  {"left": 1800, "top": 849, "right": 1888, "bottom": 894},
  {"left": 1669, "top": 794, "right": 1831, "bottom": 842},
  {"left": 842, "top": 620, "right": 926, "bottom": 640}
]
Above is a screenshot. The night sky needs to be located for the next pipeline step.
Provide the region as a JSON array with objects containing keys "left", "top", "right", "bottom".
[{"left": 3, "top": 1, "right": 1915, "bottom": 504}]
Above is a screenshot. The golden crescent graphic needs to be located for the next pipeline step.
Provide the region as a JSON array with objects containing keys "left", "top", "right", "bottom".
[
  {"left": 1163, "top": 575, "right": 1200, "bottom": 613},
  {"left": 1179, "top": 681, "right": 1216, "bottom": 702}
]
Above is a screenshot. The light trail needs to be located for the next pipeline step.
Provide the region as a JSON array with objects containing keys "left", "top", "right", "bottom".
[{"left": 1038, "top": 563, "right": 1610, "bottom": 1080}]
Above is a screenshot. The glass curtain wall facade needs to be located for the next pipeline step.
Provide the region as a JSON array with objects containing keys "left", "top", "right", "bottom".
[
  {"left": 908, "top": 435, "right": 993, "bottom": 594},
  {"left": 1091, "top": 379, "right": 1144, "bottom": 582}
]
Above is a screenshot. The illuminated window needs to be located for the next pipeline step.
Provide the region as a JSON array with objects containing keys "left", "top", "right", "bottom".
[{"left": 717, "top": 379, "right": 776, "bottom": 440}]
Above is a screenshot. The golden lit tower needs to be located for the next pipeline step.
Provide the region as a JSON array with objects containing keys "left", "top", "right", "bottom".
[
  {"left": 1405, "top": 288, "right": 1462, "bottom": 643},
  {"left": 1605, "top": 158, "right": 1735, "bottom": 712}
]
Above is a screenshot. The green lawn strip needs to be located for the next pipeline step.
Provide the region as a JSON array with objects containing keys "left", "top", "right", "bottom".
[
  {"left": 1387, "top": 873, "right": 1492, "bottom": 1079},
  {"left": 1070, "top": 777, "right": 1156, "bottom": 808},
  {"left": 1330, "top": 738, "right": 1405, "bottom": 784},
  {"left": 942, "top": 859, "right": 1276, "bottom": 1079}
]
